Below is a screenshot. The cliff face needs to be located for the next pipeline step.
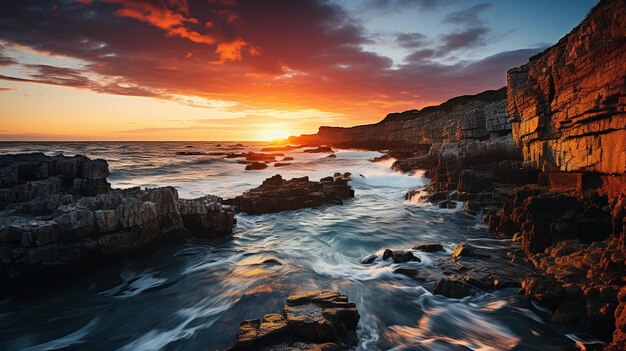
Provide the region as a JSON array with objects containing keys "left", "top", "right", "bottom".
[
  {"left": 507, "top": 0, "right": 626, "bottom": 175},
  {"left": 292, "top": 88, "right": 510, "bottom": 149}
]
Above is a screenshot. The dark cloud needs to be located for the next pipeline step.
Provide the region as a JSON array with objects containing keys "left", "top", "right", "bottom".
[
  {"left": 394, "top": 32, "right": 429, "bottom": 48},
  {"left": 442, "top": 2, "right": 491, "bottom": 26},
  {"left": 362, "top": 0, "right": 458, "bottom": 12},
  {"left": 439, "top": 26, "right": 490, "bottom": 53}
]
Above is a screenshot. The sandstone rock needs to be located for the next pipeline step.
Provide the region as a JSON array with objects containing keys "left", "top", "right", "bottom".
[
  {"left": 224, "top": 175, "right": 354, "bottom": 215},
  {"left": 229, "top": 290, "right": 359, "bottom": 350},
  {"left": 507, "top": 0, "right": 626, "bottom": 175}
]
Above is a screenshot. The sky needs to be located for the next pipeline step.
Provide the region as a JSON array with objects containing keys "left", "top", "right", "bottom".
[{"left": 0, "top": 0, "right": 597, "bottom": 141}]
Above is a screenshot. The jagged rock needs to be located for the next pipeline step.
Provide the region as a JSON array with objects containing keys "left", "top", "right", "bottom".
[
  {"left": 507, "top": 0, "right": 626, "bottom": 175},
  {"left": 0, "top": 154, "right": 235, "bottom": 282},
  {"left": 224, "top": 175, "right": 354, "bottom": 215},
  {"left": 382, "top": 249, "right": 420, "bottom": 263},
  {"left": 245, "top": 162, "right": 269, "bottom": 170},
  {"left": 412, "top": 243, "right": 444, "bottom": 252},
  {"left": 228, "top": 290, "right": 359, "bottom": 351},
  {"left": 451, "top": 244, "right": 491, "bottom": 259},
  {"left": 179, "top": 195, "right": 235, "bottom": 237},
  {"left": 433, "top": 278, "right": 472, "bottom": 298}
]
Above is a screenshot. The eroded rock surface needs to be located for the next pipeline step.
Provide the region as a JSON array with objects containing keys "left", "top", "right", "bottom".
[
  {"left": 227, "top": 290, "right": 359, "bottom": 351},
  {"left": 0, "top": 154, "right": 235, "bottom": 282},
  {"left": 507, "top": 0, "right": 625, "bottom": 174},
  {"left": 224, "top": 174, "right": 354, "bottom": 215}
]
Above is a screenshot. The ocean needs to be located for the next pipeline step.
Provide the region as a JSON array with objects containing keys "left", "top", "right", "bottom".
[{"left": 0, "top": 142, "right": 589, "bottom": 350}]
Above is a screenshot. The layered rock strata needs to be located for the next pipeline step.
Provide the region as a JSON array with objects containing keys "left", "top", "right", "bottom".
[
  {"left": 224, "top": 174, "right": 354, "bottom": 215},
  {"left": 226, "top": 290, "right": 360, "bottom": 351},
  {"left": 0, "top": 153, "right": 235, "bottom": 282}
]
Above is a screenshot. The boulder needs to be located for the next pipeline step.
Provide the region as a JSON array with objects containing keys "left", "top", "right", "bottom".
[
  {"left": 433, "top": 278, "right": 472, "bottom": 298},
  {"left": 413, "top": 243, "right": 444, "bottom": 252},
  {"left": 382, "top": 249, "right": 420, "bottom": 263}
]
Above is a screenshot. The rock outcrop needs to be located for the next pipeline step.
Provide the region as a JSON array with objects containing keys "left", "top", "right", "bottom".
[
  {"left": 0, "top": 153, "right": 236, "bottom": 282},
  {"left": 224, "top": 174, "right": 354, "bottom": 215},
  {"left": 507, "top": 0, "right": 625, "bottom": 175},
  {"left": 227, "top": 290, "right": 360, "bottom": 351}
]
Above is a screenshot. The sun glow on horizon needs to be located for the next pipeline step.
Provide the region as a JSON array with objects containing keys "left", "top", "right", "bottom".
[{"left": 258, "top": 129, "right": 291, "bottom": 142}]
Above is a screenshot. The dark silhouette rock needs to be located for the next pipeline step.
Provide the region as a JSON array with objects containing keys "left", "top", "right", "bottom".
[
  {"left": 245, "top": 162, "right": 268, "bottom": 170},
  {"left": 360, "top": 254, "right": 377, "bottom": 264},
  {"left": 303, "top": 146, "right": 333, "bottom": 153},
  {"left": 434, "top": 278, "right": 472, "bottom": 298},
  {"left": 413, "top": 243, "right": 444, "bottom": 252},
  {"left": 382, "top": 249, "right": 420, "bottom": 263},
  {"left": 451, "top": 244, "right": 491, "bottom": 259}
]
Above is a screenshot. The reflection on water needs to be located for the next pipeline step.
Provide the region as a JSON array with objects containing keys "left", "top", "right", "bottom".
[{"left": 0, "top": 142, "right": 585, "bottom": 350}]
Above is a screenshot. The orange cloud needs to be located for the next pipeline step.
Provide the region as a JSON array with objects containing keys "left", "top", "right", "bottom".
[
  {"left": 215, "top": 38, "right": 247, "bottom": 63},
  {"left": 106, "top": 0, "right": 216, "bottom": 45}
]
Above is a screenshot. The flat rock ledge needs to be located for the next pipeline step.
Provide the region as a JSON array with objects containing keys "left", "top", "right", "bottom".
[
  {"left": 224, "top": 290, "right": 360, "bottom": 351},
  {"left": 224, "top": 174, "right": 354, "bottom": 215},
  {"left": 0, "top": 153, "right": 235, "bottom": 282}
]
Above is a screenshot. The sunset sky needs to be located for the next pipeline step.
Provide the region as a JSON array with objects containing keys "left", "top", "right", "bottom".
[{"left": 0, "top": 0, "right": 596, "bottom": 141}]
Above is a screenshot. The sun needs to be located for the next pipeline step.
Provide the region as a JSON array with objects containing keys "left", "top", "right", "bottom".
[{"left": 259, "top": 129, "right": 291, "bottom": 142}]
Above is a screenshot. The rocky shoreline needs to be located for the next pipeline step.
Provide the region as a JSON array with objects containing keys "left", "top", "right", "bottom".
[
  {"left": 0, "top": 153, "right": 236, "bottom": 283},
  {"left": 289, "top": 0, "right": 625, "bottom": 348}
]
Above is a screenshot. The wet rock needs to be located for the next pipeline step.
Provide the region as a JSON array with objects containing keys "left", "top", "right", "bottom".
[
  {"left": 412, "top": 243, "right": 444, "bottom": 252},
  {"left": 0, "top": 154, "right": 235, "bottom": 282},
  {"left": 282, "top": 157, "right": 295, "bottom": 161},
  {"left": 274, "top": 162, "right": 291, "bottom": 167},
  {"left": 437, "top": 200, "right": 456, "bottom": 209},
  {"left": 360, "top": 254, "right": 377, "bottom": 264},
  {"left": 326, "top": 154, "right": 337, "bottom": 158},
  {"left": 382, "top": 249, "right": 420, "bottom": 263},
  {"left": 245, "top": 162, "right": 269, "bottom": 171},
  {"left": 451, "top": 244, "right": 491, "bottom": 259},
  {"left": 229, "top": 290, "right": 359, "bottom": 350},
  {"left": 179, "top": 195, "right": 235, "bottom": 237},
  {"left": 433, "top": 278, "right": 472, "bottom": 298},
  {"left": 224, "top": 174, "right": 353, "bottom": 215},
  {"left": 393, "top": 268, "right": 418, "bottom": 279}
]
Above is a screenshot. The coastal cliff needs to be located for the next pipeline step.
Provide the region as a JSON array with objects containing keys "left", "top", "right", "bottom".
[{"left": 290, "top": 0, "right": 625, "bottom": 347}]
